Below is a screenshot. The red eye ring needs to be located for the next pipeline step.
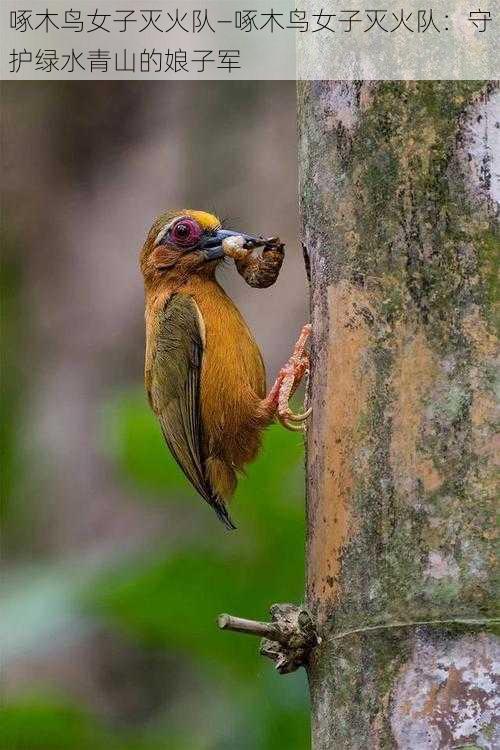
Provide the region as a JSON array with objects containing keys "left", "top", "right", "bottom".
[{"left": 170, "top": 217, "right": 202, "bottom": 248}]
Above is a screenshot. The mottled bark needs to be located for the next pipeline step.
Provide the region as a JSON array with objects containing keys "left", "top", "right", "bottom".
[{"left": 299, "top": 82, "right": 499, "bottom": 749}]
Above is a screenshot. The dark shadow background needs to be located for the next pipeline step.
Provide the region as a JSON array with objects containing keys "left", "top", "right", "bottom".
[{"left": 1, "top": 82, "right": 310, "bottom": 749}]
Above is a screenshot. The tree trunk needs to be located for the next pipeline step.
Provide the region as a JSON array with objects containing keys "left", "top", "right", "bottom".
[{"left": 299, "top": 81, "right": 499, "bottom": 749}]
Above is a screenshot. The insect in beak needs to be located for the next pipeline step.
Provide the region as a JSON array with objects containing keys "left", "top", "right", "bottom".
[{"left": 200, "top": 229, "right": 267, "bottom": 261}]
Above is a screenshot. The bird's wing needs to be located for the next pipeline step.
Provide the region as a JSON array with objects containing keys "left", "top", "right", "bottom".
[{"left": 150, "top": 293, "right": 235, "bottom": 529}]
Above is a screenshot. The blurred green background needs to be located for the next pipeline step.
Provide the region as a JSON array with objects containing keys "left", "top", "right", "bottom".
[{"left": 1, "top": 82, "right": 309, "bottom": 749}]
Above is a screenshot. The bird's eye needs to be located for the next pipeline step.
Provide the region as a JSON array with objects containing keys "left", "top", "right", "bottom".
[
  {"left": 170, "top": 217, "right": 201, "bottom": 248},
  {"left": 176, "top": 223, "right": 189, "bottom": 237}
]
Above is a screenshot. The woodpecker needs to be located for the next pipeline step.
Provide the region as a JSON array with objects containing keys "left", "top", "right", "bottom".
[{"left": 140, "top": 209, "right": 311, "bottom": 529}]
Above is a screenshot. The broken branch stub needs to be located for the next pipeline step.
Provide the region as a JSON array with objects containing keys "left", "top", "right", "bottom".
[{"left": 218, "top": 603, "right": 320, "bottom": 674}]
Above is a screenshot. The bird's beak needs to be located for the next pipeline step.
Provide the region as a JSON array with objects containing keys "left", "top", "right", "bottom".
[{"left": 200, "top": 229, "right": 265, "bottom": 261}]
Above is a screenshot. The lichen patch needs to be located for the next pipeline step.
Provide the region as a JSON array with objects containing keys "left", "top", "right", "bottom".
[
  {"left": 425, "top": 551, "right": 460, "bottom": 581},
  {"left": 391, "top": 633, "right": 500, "bottom": 749}
]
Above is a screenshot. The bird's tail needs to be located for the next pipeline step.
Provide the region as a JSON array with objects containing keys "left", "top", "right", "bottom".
[
  {"left": 205, "top": 456, "right": 237, "bottom": 530},
  {"left": 211, "top": 496, "right": 237, "bottom": 530}
]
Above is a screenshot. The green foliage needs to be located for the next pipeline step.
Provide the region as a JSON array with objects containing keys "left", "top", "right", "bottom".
[{"left": 0, "top": 697, "right": 174, "bottom": 750}]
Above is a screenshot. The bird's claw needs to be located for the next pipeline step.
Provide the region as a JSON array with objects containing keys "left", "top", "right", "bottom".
[
  {"left": 280, "top": 404, "right": 312, "bottom": 423},
  {"left": 265, "top": 324, "right": 312, "bottom": 432},
  {"left": 277, "top": 361, "right": 311, "bottom": 432},
  {"left": 278, "top": 404, "right": 312, "bottom": 432}
]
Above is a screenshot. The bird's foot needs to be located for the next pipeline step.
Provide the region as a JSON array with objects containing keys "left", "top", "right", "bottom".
[{"left": 264, "top": 324, "right": 312, "bottom": 432}]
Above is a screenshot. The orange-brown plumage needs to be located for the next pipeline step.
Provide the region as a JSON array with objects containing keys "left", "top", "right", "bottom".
[{"left": 140, "top": 209, "right": 310, "bottom": 528}]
